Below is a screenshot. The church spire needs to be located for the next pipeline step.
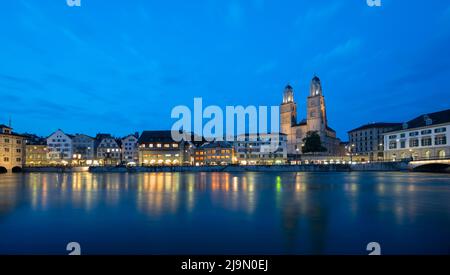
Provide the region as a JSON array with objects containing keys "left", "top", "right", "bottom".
[
  {"left": 310, "top": 75, "right": 322, "bottom": 96},
  {"left": 283, "top": 83, "right": 294, "bottom": 104}
]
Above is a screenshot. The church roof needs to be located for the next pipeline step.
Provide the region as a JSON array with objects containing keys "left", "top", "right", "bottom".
[
  {"left": 294, "top": 119, "right": 307, "bottom": 126},
  {"left": 326, "top": 126, "right": 336, "bottom": 133},
  {"left": 285, "top": 84, "right": 293, "bottom": 90}
]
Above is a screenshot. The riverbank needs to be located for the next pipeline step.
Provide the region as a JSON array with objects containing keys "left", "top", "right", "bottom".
[{"left": 20, "top": 162, "right": 410, "bottom": 173}]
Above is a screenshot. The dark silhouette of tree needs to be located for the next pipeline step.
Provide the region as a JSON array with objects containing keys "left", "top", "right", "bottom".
[{"left": 302, "top": 131, "right": 327, "bottom": 153}]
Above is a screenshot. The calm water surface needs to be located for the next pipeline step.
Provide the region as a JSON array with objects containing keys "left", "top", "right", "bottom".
[{"left": 0, "top": 172, "right": 449, "bottom": 254}]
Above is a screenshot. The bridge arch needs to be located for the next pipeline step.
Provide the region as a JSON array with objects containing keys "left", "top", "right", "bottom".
[
  {"left": 412, "top": 163, "right": 450, "bottom": 173},
  {"left": 11, "top": 166, "right": 22, "bottom": 173},
  {"left": 0, "top": 166, "right": 7, "bottom": 174}
]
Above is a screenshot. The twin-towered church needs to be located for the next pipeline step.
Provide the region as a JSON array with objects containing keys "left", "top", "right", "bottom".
[{"left": 280, "top": 76, "right": 341, "bottom": 156}]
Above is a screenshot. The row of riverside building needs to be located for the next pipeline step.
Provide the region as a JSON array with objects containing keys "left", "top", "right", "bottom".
[
  {"left": 0, "top": 126, "right": 290, "bottom": 172},
  {"left": 1, "top": 76, "right": 449, "bottom": 172},
  {"left": 1, "top": 107, "right": 448, "bottom": 173}
]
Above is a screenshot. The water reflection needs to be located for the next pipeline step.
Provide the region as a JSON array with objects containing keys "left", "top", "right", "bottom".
[{"left": 0, "top": 172, "right": 449, "bottom": 254}]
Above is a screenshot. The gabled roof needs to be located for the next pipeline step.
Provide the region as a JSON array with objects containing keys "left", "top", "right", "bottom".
[{"left": 138, "top": 130, "right": 177, "bottom": 143}]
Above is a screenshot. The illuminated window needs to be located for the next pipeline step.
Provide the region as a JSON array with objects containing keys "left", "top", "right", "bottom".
[
  {"left": 389, "top": 141, "right": 397, "bottom": 149},
  {"left": 435, "top": 135, "right": 447, "bottom": 145},
  {"left": 172, "top": 143, "right": 178, "bottom": 148},
  {"left": 409, "top": 138, "right": 419, "bottom": 147},
  {"left": 157, "top": 144, "right": 162, "bottom": 148},
  {"left": 164, "top": 144, "right": 170, "bottom": 148},
  {"left": 421, "top": 137, "right": 432, "bottom": 147}
]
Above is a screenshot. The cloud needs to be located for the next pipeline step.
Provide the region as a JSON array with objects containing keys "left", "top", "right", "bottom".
[
  {"left": 255, "top": 61, "right": 277, "bottom": 75},
  {"left": 0, "top": 73, "right": 45, "bottom": 91},
  {"left": 311, "top": 38, "right": 362, "bottom": 65},
  {"left": 226, "top": 0, "right": 244, "bottom": 27},
  {"left": 295, "top": 2, "right": 341, "bottom": 28}
]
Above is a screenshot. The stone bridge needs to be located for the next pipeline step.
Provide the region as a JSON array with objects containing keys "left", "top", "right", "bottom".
[{"left": 408, "top": 158, "right": 450, "bottom": 172}]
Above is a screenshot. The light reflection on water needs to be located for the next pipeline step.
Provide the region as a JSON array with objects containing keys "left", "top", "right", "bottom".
[{"left": 0, "top": 172, "right": 449, "bottom": 254}]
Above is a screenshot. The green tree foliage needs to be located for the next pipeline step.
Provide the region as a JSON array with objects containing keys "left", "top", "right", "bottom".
[{"left": 302, "top": 131, "right": 327, "bottom": 153}]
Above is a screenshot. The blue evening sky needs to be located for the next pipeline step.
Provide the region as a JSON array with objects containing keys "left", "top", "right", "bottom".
[{"left": 1, "top": 0, "right": 449, "bottom": 140}]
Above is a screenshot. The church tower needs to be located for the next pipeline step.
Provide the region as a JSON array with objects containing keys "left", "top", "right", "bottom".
[
  {"left": 307, "top": 76, "right": 328, "bottom": 133},
  {"left": 280, "top": 84, "right": 297, "bottom": 135}
]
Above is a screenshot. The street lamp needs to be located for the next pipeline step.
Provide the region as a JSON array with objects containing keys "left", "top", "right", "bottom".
[{"left": 350, "top": 144, "right": 355, "bottom": 163}]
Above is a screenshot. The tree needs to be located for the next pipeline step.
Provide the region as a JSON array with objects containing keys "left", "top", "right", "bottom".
[{"left": 302, "top": 131, "right": 327, "bottom": 153}]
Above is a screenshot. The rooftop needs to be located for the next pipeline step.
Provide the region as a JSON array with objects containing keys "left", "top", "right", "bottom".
[
  {"left": 348, "top": 122, "right": 402, "bottom": 133},
  {"left": 400, "top": 109, "right": 450, "bottom": 130}
]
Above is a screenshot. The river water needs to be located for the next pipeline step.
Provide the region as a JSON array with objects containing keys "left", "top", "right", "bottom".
[{"left": 0, "top": 172, "right": 449, "bottom": 254}]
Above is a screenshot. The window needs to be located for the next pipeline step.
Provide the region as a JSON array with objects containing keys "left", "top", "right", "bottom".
[
  {"left": 421, "top": 137, "right": 432, "bottom": 146},
  {"left": 389, "top": 141, "right": 397, "bottom": 149},
  {"left": 435, "top": 127, "right": 447, "bottom": 133},
  {"left": 389, "top": 135, "right": 397, "bottom": 139},
  {"left": 164, "top": 144, "right": 170, "bottom": 148},
  {"left": 421, "top": 129, "right": 432, "bottom": 135},
  {"left": 16, "top": 158, "right": 21, "bottom": 162},
  {"left": 3, "top": 157, "right": 9, "bottom": 162},
  {"left": 17, "top": 140, "right": 21, "bottom": 144},
  {"left": 435, "top": 135, "right": 447, "bottom": 145},
  {"left": 157, "top": 144, "right": 162, "bottom": 148},
  {"left": 172, "top": 143, "right": 179, "bottom": 148},
  {"left": 16, "top": 149, "right": 21, "bottom": 153},
  {"left": 409, "top": 139, "right": 419, "bottom": 147},
  {"left": 4, "top": 138, "right": 10, "bottom": 143},
  {"left": 409, "top": 131, "right": 419, "bottom": 137},
  {"left": 400, "top": 141, "right": 406, "bottom": 148},
  {"left": 5, "top": 148, "right": 9, "bottom": 152},
  {"left": 400, "top": 133, "right": 406, "bottom": 138}
]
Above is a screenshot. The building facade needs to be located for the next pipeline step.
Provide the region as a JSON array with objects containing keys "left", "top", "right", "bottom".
[
  {"left": 46, "top": 129, "right": 73, "bottom": 164},
  {"left": 348, "top": 123, "right": 401, "bottom": 161},
  {"left": 23, "top": 134, "right": 48, "bottom": 167},
  {"left": 0, "top": 125, "right": 24, "bottom": 173},
  {"left": 194, "top": 141, "right": 235, "bottom": 166},
  {"left": 95, "top": 134, "right": 121, "bottom": 166},
  {"left": 72, "top": 134, "right": 95, "bottom": 165},
  {"left": 384, "top": 109, "right": 450, "bottom": 161},
  {"left": 234, "top": 133, "right": 287, "bottom": 165},
  {"left": 280, "top": 76, "right": 341, "bottom": 157},
  {"left": 121, "top": 134, "right": 139, "bottom": 165},
  {"left": 138, "top": 130, "right": 183, "bottom": 166}
]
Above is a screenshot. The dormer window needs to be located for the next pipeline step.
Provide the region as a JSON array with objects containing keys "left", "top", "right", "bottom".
[
  {"left": 402, "top": 122, "right": 408, "bottom": 129},
  {"left": 424, "top": 115, "right": 432, "bottom": 126}
]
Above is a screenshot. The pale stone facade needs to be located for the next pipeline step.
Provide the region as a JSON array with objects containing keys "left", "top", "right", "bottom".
[
  {"left": 348, "top": 123, "right": 401, "bottom": 161},
  {"left": 46, "top": 129, "right": 73, "bottom": 164},
  {"left": 0, "top": 125, "right": 24, "bottom": 173},
  {"left": 121, "top": 134, "right": 139, "bottom": 164},
  {"left": 384, "top": 110, "right": 450, "bottom": 161}
]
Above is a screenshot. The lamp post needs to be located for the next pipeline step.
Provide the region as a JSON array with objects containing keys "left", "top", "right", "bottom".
[
  {"left": 349, "top": 144, "right": 355, "bottom": 163},
  {"left": 379, "top": 143, "right": 383, "bottom": 161}
]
